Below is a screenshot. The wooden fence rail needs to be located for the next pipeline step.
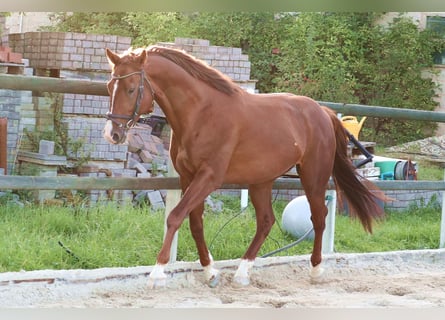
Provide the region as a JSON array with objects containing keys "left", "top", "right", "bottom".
[
  {"left": 0, "top": 74, "right": 108, "bottom": 96},
  {"left": 2, "top": 74, "right": 445, "bottom": 123},
  {"left": 1, "top": 175, "right": 445, "bottom": 191}
]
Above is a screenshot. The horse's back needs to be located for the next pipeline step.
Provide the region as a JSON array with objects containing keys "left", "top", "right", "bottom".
[
  {"left": 222, "top": 92, "right": 336, "bottom": 184},
  {"left": 247, "top": 93, "right": 334, "bottom": 138}
]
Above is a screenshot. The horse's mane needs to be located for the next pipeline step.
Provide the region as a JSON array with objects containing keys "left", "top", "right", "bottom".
[{"left": 130, "top": 46, "right": 241, "bottom": 96}]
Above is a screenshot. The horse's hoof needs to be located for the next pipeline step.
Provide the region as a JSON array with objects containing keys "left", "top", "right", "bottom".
[
  {"left": 148, "top": 275, "right": 167, "bottom": 289},
  {"left": 309, "top": 263, "right": 325, "bottom": 279},
  {"left": 208, "top": 273, "right": 220, "bottom": 288},
  {"left": 233, "top": 275, "right": 250, "bottom": 287}
]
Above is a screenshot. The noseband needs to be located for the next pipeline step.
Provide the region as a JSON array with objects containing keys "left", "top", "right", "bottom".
[{"left": 106, "top": 70, "right": 156, "bottom": 129}]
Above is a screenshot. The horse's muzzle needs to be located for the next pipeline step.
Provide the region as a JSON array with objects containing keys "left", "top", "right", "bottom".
[{"left": 103, "top": 120, "right": 127, "bottom": 144}]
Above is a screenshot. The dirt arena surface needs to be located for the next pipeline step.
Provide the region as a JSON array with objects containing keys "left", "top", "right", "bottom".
[{"left": 0, "top": 249, "right": 444, "bottom": 308}]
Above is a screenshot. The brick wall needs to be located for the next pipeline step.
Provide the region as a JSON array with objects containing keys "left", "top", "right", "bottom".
[{"left": 385, "top": 189, "right": 442, "bottom": 210}]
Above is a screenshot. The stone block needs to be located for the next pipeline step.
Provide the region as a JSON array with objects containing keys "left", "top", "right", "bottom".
[
  {"left": 137, "top": 171, "right": 151, "bottom": 178},
  {"left": 147, "top": 190, "right": 165, "bottom": 210},
  {"left": 39, "top": 140, "right": 55, "bottom": 155},
  {"left": 139, "top": 150, "right": 153, "bottom": 163}
]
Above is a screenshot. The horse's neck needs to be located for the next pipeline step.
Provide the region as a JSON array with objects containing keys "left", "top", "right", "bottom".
[{"left": 147, "top": 56, "right": 204, "bottom": 135}]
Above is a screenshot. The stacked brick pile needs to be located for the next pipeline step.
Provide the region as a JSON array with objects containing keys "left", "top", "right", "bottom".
[
  {"left": 0, "top": 15, "right": 7, "bottom": 45},
  {"left": 8, "top": 32, "right": 131, "bottom": 71},
  {"left": 7, "top": 32, "right": 133, "bottom": 174},
  {"left": 0, "top": 46, "right": 23, "bottom": 64},
  {"left": 61, "top": 117, "right": 127, "bottom": 161},
  {"left": 0, "top": 88, "right": 32, "bottom": 174},
  {"left": 157, "top": 38, "right": 255, "bottom": 91},
  {"left": 62, "top": 93, "right": 109, "bottom": 116}
]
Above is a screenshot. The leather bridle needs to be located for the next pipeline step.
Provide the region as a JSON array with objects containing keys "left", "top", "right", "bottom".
[{"left": 106, "top": 70, "right": 155, "bottom": 129}]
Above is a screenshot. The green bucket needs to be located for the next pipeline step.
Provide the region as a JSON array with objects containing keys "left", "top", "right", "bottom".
[{"left": 374, "top": 161, "right": 397, "bottom": 179}]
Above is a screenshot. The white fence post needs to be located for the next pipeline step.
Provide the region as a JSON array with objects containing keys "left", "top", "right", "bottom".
[
  {"left": 322, "top": 190, "right": 337, "bottom": 254},
  {"left": 241, "top": 189, "right": 249, "bottom": 209},
  {"left": 164, "top": 148, "right": 180, "bottom": 263},
  {"left": 440, "top": 169, "right": 445, "bottom": 249}
]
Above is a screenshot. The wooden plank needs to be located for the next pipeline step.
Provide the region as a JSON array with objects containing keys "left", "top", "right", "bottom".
[
  {"left": 0, "top": 74, "right": 108, "bottom": 96},
  {"left": 2, "top": 74, "right": 445, "bottom": 122},
  {"left": 1, "top": 175, "right": 445, "bottom": 191}
]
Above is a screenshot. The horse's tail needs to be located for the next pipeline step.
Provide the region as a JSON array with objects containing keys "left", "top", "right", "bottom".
[{"left": 322, "top": 106, "right": 386, "bottom": 233}]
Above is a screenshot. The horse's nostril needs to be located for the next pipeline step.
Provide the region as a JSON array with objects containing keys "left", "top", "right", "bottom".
[{"left": 112, "top": 133, "right": 120, "bottom": 142}]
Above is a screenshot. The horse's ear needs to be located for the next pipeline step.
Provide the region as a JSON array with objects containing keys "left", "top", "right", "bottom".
[
  {"left": 135, "top": 49, "right": 147, "bottom": 65},
  {"left": 106, "top": 48, "right": 120, "bottom": 66}
]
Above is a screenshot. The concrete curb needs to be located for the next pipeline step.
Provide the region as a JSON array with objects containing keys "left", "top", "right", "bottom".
[{"left": 1, "top": 248, "right": 444, "bottom": 287}]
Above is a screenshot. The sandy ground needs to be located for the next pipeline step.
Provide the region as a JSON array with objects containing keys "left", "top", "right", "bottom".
[{"left": 0, "top": 249, "right": 444, "bottom": 308}]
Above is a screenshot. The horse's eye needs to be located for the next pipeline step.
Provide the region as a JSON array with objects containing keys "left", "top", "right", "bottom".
[{"left": 128, "top": 88, "right": 135, "bottom": 94}]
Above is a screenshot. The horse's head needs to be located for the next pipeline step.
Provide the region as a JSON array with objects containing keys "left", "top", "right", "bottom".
[{"left": 103, "top": 48, "right": 155, "bottom": 144}]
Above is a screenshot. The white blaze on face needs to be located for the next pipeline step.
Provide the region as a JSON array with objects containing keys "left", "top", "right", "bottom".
[
  {"left": 103, "top": 79, "right": 120, "bottom": 144},
  {"left": 111, "top": 79, "right": 119, "bottom": 113},
  {"left": 102, "top": 120, "right": 115, "bottom": 144}
]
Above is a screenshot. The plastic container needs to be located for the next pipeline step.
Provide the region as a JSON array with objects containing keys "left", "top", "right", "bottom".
[
  {"left": 341, "top": 116, "right": 367, "bottom": 140},
  {"left": 374, "top": 160, "right": 397, "bottom": 180}
]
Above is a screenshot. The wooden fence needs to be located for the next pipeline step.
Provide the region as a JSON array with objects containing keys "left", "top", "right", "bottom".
[{"left": 0, "top": 73, "right": 444, "bottom": 255}]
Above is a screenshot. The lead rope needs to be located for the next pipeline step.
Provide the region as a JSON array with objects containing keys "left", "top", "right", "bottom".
[{"left": 261, "top": 195, "right": 333, "bottom": 258}]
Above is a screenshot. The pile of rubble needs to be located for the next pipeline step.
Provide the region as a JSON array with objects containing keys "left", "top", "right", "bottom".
[
  {"left": 385, "top": 135, "right": 445, "bottom": 166},
  {"left": 126, "top": 123, "right": 170, "bottom": 210},
  {"left": 126, "top": 123, "right": 169, "bottom": 177}
]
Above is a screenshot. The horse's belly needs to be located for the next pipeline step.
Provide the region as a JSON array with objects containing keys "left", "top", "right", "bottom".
[{"left": 224, "top": 152, "right": 298, "bottom": 185}]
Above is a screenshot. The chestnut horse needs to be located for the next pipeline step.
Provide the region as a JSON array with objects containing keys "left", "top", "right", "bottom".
[{"left": 103, "top": 46, "right": 385, "bottom": 288}]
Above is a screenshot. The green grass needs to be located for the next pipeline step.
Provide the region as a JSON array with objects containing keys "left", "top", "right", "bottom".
[{"left": 0, "top": 196, "right": 442, "bottom": 273}]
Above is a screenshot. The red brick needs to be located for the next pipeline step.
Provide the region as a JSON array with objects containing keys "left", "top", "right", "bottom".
[
  {"left": 0, "top": 46, "right": 11, "bottom": 53},
  {"left": 8, "top": 52, "right": 23, "bottom": 64},
  {"left": 0, "top": 51, "right": 8, "bottom": 63}
]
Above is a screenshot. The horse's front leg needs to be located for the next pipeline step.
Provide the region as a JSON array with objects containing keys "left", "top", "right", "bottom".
[
  {"left": 148, "top": 166, "right": 222, "bottom": 288},
  {"left": 189, "top": 202, "right": 220, "bottom": 288}
]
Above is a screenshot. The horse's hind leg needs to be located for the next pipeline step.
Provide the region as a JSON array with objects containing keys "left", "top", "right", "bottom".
[
  {"left": 234, "top": 181, "right": 275, "bottom": 286},
  {"left": 189, "top": 202, "right": 220, "bottom": 287},
  {"left": 299, "top": 165, "right": 331, "bottom": 279}
]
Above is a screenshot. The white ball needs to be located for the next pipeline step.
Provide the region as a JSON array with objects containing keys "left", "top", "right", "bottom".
[{"left": 281, "top": 195, "right": 314, "bottom": 240}]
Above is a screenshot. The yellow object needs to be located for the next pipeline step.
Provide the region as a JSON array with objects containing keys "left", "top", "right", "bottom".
[{"left": 341, "top": 115, "right": 367, "bottom": 140}]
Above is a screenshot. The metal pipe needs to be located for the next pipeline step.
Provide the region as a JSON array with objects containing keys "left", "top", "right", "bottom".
[{"left": 319, "top": 101, "right": 445, "bottom": 123}]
